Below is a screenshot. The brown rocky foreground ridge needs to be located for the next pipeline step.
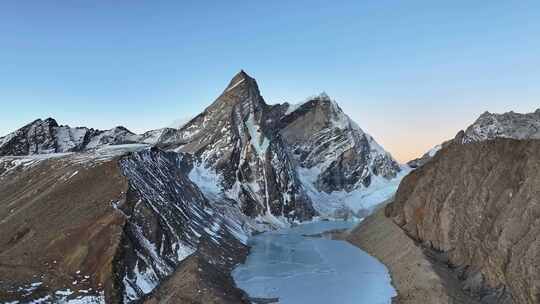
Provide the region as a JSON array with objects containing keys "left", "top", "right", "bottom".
[
  {"left": 348, "top": 207, "right": 480, "bottom": 304},
  {"left": 0, "top": 148, "right": 250, "bottom": 303},
  {"left": 384, "top": 138, "right": 540, "bottom": 304}
]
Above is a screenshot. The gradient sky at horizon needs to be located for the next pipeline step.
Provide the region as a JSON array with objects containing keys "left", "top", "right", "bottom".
[{"left": 1, "top": 1, "right": 539, "bottom": 162}]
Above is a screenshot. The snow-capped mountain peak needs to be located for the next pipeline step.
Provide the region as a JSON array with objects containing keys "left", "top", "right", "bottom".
[
  {"left": 408, "top": 108, "right": 540, "bottom": 168},
  {"left": 461, "top": 108, "right": 540, "bottom": 143},
  {"left": 156, "top": 72, "right": 402, "bottom": 219},
  {"left": 0, "top": 119, "right": 150, "bottom": 156},
  {"left": 1, "top": 71, "right": 404, "bottom": 220}
]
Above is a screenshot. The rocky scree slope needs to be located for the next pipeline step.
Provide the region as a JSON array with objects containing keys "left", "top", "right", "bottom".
[
  {"left": 387, "top": 109, "right": 540, "bottom": 304},
  {"left": 0, "top": 147, "right": 250, "bottom": 303}
]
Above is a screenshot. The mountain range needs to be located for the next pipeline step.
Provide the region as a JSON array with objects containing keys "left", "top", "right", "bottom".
[
  {"left": 2, "top": 70, "right": 538, "bottom": 304},
  {"left": 0, "top": 71, "right": 404, "bottom": 303}
]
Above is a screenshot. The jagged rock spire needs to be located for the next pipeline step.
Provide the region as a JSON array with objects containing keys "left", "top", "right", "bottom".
[{"left": 222, "top": 70, "right": 257, "bottom": 93}]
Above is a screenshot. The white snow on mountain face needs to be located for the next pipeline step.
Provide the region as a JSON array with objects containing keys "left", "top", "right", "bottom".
[
  {"left": 26, "top": 290, "right": 105, "bottom": 304},
  {"left": 461, "top": 109, "right": 540, "bottom": 143},
  {"left": 284, "top": 102, "right": 302, "bottom": 115},
  {"left": 138, "top": 129, "right": 165, "bottom": 144},
  {"left": 245, "top": 114, "right": 270, "bottom": 158},
  {"left": 85, "top": 127, "right": 139, "bottom": 149},
  {"left": 410, "top": 109, "right": 540, "bottom": 169},
  {"left": 188, "top": 162, "right": 223, "bottom": 198},
  {"left": 279, "top": 94, "right": 402, "bottom": 217},
  {"left": 117, "top": 148, "right": 253, "bottom": 302},
  {"left": 284, "top": 92, "right": 332, "bottom": 115},
  {"left": 0, "top": 133, "right": 14, "bottom": 146},
  {"left": 54, "top": 127, "right": 87, "bottom": 152},
  {"left": 298, "top": 165, "right": 410, "bottom": 215}
]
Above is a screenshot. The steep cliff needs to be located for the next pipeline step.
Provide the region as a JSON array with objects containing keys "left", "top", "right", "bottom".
[
  {"left": 156, "top": 71, "right": 402, "bottom": 219},
  {"left": 387, "top": 139, "right": 540, "bottom": 304}
]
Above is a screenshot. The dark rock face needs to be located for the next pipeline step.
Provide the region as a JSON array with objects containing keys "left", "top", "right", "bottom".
[
  {"left": 0, "top": 118, "right": 59, "bottom": 155},
  {"left": 279, "top": 95, "right": 400, "bottom": 193},
  {"left": 156, "top": 72, "right": 401, "bottom": 220},
  {"left": 117, "top": 148, "right": 249, "bottom": 302},
  {"left": 407, "top": 109, "right": 540, "bottom": 169},
  {"left": 156, "top": 71, "right": 317, "bottom": 221},
  {"left": 387, "top": 139, "right": 540, "bottom": 304}
]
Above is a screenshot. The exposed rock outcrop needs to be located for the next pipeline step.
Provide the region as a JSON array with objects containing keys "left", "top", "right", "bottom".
[
  {"left": 461, "top": 109, "right": 540, "bottom": 143},
  {"left": 387, "top": 139, "right": 540, "bottom": 304},
  {"left": 156, "top": 71, "right": 402, "bottom": 219},
  {"left": 348, "top": 207, "right": 480, "bottom": 304},
  {"left": 0, "top": 147, "right": 250, "bottom": 303},
  {"left": 117, "top": 148, "right": 249, "bottom": 302},
  {"left": 407, "top": 109, "right": 540, "bottom": 169},
  {"left": 0, "top": 118, "right": 156, "bottom": 156}
]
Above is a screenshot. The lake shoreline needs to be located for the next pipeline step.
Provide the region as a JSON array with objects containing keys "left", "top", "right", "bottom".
[
  {"left": 346, "top": 207, "right": 480, "bottom": 304},
  {"left": 233, "top": 220, "right": 396, "bottom": 304}
]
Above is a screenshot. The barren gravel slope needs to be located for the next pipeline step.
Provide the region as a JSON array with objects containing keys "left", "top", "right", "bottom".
[{"left": 348, "top": 208, "right": 479, "bottom": 304}]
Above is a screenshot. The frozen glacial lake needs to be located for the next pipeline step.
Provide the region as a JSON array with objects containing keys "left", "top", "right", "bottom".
[{"left": 232, "top": 221, "right": 396, "bottom": 304}]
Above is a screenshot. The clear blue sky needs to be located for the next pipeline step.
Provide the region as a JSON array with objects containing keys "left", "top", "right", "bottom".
[{"left": 1, "top": 1, "right": 539, "bottom": 161}]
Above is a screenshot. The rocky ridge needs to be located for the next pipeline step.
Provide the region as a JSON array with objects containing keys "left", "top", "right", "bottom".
[
  {"left": 0, "top": 145, "right": 253, "bottom": 303},
  {"left": 460, "top": 109, "right": 540, "bottom": 143},
  {"left": 386, "top": 109, "right": 540, "bottom": 304},
  {"left": 156, "top": 71, "right": 402, "bottom": 219},
  {"left": 0, "top": 118, "right": 166, "bottom": 156},
  {"left": 408, "top": 109, "right": 540, "bottom": 168}
]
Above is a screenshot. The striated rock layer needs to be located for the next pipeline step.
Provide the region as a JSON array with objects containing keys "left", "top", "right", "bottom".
[
  {"left": 156, "top": 71, "right": 402, "bottom": 219},
  {"left": 0, "top": 147, "right": 250, "bottom": 303},
  {"left": 348, "top": 207, "right": 479, "bottom": 304},
  {"left": 387, "top": 139, "right": 540, "bottom": 304}
]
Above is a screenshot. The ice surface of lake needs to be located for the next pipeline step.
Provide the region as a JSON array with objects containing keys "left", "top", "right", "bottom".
[{"left": 232, "top": 221, "right": 396, "bottom": 304}]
